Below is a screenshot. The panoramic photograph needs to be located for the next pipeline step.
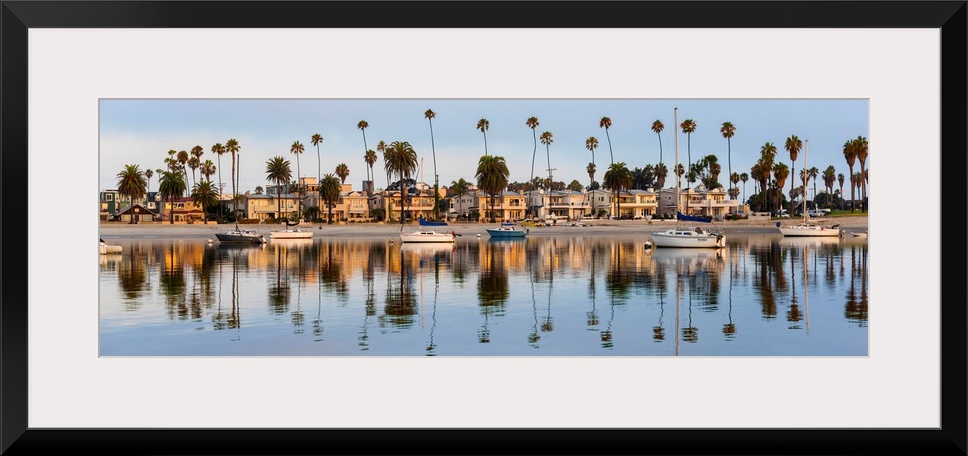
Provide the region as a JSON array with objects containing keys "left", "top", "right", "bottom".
[{"left": 98, "top": 98, "right": 869, "bottom": 356}]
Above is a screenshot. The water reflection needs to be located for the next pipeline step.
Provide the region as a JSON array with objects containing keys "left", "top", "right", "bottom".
[{"left": 99, "top": 234, "right": 868, "bottom": 356}]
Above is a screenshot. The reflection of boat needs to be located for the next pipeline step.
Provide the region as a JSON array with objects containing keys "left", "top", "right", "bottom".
[
  {"left": 650, "top": 108, "right": 725, "bottom": 249},
  {"left": 485, "top": 223, "right": 528, "bottom": 238},
  {"left": 400, "top": 242, "right": 455, "bottom": 256},
  {"left": 400, "top": 229, "right": 457, "bottom": 243},
  {"left": 268, "top": 238, "right": 313, "bottom": 247},
  {"left": 215, "top": 225, "right": 267, "bottom": 244},
  {"left": 778, "top": 140, "right": 841, "bottom": 237},
  {"left": 418, "top": 216, "right": 448, "bottom": 227},
  {"left": 99, "top": 238, "right": 122, "bottom": 254},
  {"left": 778, "top": 236, "right": 841, "bottom": 248},
  {"left": 651, "top": 247, "right": 725, "bottom": 264},
  {"left": 270, "top": 228, "right": 313, "bottom": 239}
]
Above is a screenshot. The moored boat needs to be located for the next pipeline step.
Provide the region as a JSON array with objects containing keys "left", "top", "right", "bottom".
[
  {"left": 400, "top": 229, "right": 457, "bottom": 243},
  {"left": 215, "top": 225, "right": 267, "bottom": 244},
  {"left": 485, "top": 223, "right": 528, "bottom": 238},
  {"left": 777, "top": 140, "right": 840, "bottom": 238},
  {"left": 649, "top": 108, "right": 725, "bottom": 249},
  {"left": 270, "top": 228, "right": 313, "bottom": 240}
]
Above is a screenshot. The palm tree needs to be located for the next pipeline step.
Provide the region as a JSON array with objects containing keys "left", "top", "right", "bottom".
[
  {"left": 843, "top": 138, "right": 858, "bottom": 212},
  {"left": 311, "top": 133, "right": 323, "bottom": 179},
  {"left": 477, "top": 118, "right": 490, "bottom": 156},
  {"left": 383, "top": 140, "right": 418, "bottom": 228},
  {"left": 201, "top": 159, "right": 216, "bottom": 183},
  {"left": 730, "top": 172, "right": 740, "bottom": 200},
  {"left": 190, "top": 145, "right": 203, "bottom": 183},
  {"left": 191, "top": 180, "right": 219, "bottom": 224},
  {"left": 855, "top": 136, "right": 868, "bottom": 211},
  {"left": 823, "top": 166, "right": 837, "bottom": 205},
  {"left": 425, "top": 109, "right": 440, "bottom": 220},
  {"left": 540, "top": 131, "right": 554, "bottom": 183},
  {"left": 176, "top": 149, "right": 189, "bottom": 178},
  {"left": 116, "top": 164, "right": 147, "bottom": 223},
  {"left": 750, "top": 161, "right": 768, "bottom": 212},
  {"left": 651, "top": 119, "right": 664, "bottom": 165},
  {"left": 225, "top": 138, "right": 241, "bottom": 216},
  {"left": 527, "top": 116, "right": 540, "bottom": 218},
  {"left": 376, "top": 140, "right": 387, "bottom": 189},
  {"left": 364, "top": 149, "right": 377, "bottom": 196},
  {"left": 837, "top": 173, "right": 845, "bottom": 208},
  {"left": 211, "top": 142, "right": 226, "bottom": 220},
  {"left": 759, "top": 142, "right": 777, "bottom": 213},
  {"left": 318, "top": 173, "right": 342, "bottom": 225},
  {"left": 145, "top": 168, "right": 154, "bottom": 194},
  {"left": 784, "top": 135, "right": 802, "bottom": 215},
  {"left": 289, "top": 140, "right": 305, "bottom": 220},
  {"left": 740, "top": 172, "right": 749, "bottom": 205},
  {"left": 773, "top": 163, "right": 789, "bottom": 213},
  {"left": 157, "top": 170, "right": 185, "bottom": 224},
  {"left": 809, "top": 167, "right": 820, "bottom": 207},
  {"left": 603, "top": 162, "right": 633, "bottom": 219},
  {"left": 720, "top": 121, "right": 735, "bottom": 194},
  {"left": 475, "top": 155, "right": 510, "bottom": 223},
  {"left": 680, "top": 118, "right": 696, "bottom": 184},
  {"left": 451, "top": 178, "right": 470, "bottom": 220},
  {"left": 585, "top": 136, "right": 598, "bottom": 183},
  {"left": 599, "top": 116, "right": 614, "bottom": 165},
  {"left": 674, "top": 163, "right": 685, "bottom": 190},
  {"left": 655, "top": 163, "right": 668, "bottom": 191},
  {"left": 586, "top": 163, "right": 596, "bottom": 190},
  {"left": 335, "top": 163, "right": 350, "bottom": 184},
  {"left": 265, "top": 155, "right": 292, "bottom": 221}
]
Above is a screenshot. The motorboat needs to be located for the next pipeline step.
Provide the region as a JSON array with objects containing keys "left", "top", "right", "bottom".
[
  {"left": 485, "top": 223, "right": 528, "bottom": 238},
  {"left": 778, "top": 140, "right": 841, "bottom": 238},
  {"left": 649, "top": 108, "right": 725, "bottom": 249},
  {"left": 400, "top": 229, "right": 457, "bottom": 243},
  {"left": 215, "top": 225, "right": 267, "bottom": 244},
  {"left": 270, "top": 227, "right": 314, "bottom": 240}
]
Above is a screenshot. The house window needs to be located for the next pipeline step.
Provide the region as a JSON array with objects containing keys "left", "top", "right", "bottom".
[{"left": 105, "top": 194, "right": 113, "bottom": 201}]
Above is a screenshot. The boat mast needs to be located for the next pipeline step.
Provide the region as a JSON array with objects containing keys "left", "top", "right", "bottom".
[
  {"left": 674, "top": 107, "right": 680, "bottom": 230},
  {"left": 802, "top": 140, "right": 808, "bottom": 223}
]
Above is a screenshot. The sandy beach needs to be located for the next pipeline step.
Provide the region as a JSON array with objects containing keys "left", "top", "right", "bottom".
[{"left": 99, "top": 216, "right": 869, "bottom": 239}]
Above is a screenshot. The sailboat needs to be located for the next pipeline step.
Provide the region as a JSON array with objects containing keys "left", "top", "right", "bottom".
[
  {"left": 777, "top": 139, "right": 841, "bottom": 237},
  {"left": 650, "top": 107, "right": 726, "bottom": 249}
]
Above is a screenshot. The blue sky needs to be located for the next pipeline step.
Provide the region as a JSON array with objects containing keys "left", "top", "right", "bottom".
[{"left": 100, "top": 99, "right": 868, "bottom": 197}]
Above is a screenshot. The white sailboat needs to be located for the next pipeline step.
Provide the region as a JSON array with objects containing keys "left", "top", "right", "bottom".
[
  {"left": 778, "top": 139, "right": 841, "bottom": 237},
  {"left": 651, "top": 107, "right": 726, "bottom": 249}
]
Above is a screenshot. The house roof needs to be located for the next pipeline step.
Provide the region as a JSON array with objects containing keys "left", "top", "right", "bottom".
[{"left": 117, "top": 203, "right": 157, "bottom": 215}]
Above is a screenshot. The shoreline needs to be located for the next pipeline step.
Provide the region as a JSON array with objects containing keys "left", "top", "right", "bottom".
[{"left": 99, "top": 216, "right": 869, "bottom": 239}]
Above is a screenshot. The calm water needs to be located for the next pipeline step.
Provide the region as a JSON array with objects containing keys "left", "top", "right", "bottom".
[{"left": 98, "top": 234, "right": 868, "bottom": 356}]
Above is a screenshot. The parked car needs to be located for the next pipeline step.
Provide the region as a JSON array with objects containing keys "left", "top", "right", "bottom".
[{"left": 807, "top": 210, "right": 825, "bottom": 217}]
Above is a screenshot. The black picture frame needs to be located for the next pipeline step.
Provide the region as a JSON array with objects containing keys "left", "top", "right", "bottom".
[{"left": 2, "top": 1, "right": 965, "bottom": 455}]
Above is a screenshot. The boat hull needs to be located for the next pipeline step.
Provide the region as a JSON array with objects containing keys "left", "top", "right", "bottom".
[
  {"left": 778, "top": 225, "right": 841, "bottom": 237},
  {"left": 400, "top": 231, "right": 456, "bottom": 243},
  {"left": 485, "top": 229, "right": 527, "bottom": 238},
  {"left": 651, "top": 229, "right": 726, "bottom": 248},
  {"left": 270, "top": 230, "right": 313, "bottom": 239},
  {"left": 215, "top": 231, "right": 266, "bottom": 244}
]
